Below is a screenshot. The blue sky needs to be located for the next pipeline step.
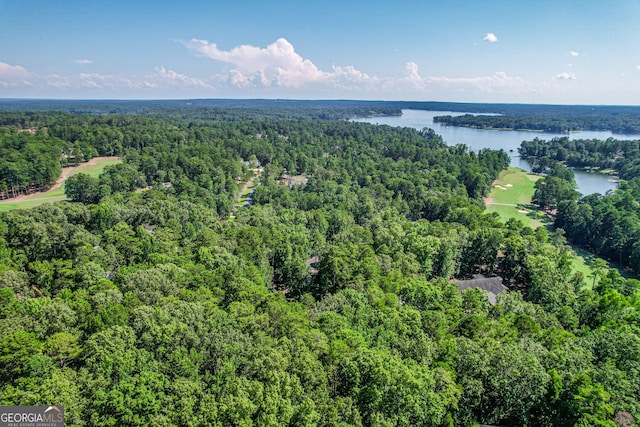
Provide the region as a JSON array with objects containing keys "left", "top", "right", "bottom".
[{"left": 1, "top": 0, "right": 640, "bottom": 104}]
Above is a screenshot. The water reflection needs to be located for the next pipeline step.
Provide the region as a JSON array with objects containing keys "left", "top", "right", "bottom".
[{"left": 353, "top": 109, "right": 640, "bottom": 195}]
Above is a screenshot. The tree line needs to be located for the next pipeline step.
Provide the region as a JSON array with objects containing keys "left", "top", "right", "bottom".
[
  {"left": 0, "top": 128, "right": 65, "bottom": 198},
  {"left": 522, "top": 137, "right": 640, "bottom": 275},
  {"left": 520, "top": 136, "right": 640, "bottom": 179},
  {"left": 435, "top": 113, "right": 640, "bottom": 134}
]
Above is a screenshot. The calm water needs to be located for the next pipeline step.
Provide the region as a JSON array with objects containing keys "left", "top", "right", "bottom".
[{"left": 354, "top": 109, "right": 640, "bottom": 196}]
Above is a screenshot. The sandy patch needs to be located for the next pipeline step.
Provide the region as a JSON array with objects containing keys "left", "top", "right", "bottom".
[
  {"left": 505, "top": 184, "right": 513, "bottom": 187},
  {"left": 518, "top": 209, "right": 529, "bottom": 213}
]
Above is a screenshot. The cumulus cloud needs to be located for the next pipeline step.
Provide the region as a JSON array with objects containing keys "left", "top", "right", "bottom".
[
  {"left": 401, "top": 61, "right": 428, "bottom": 90},
  {"left": 570, "top": 51, "right": 579, "bottom": 57},
  {"left": 1, "top": 40, "right": 543, "bottom": 99},
  {"left": 181, "top": 37, "right": 372, "bottom": 88},
  {"left": 405, "top": 62, "right": 421, "bottom": 81},
  {"left": 0, "top": 61, "right": 31, "bottom": 85},
  {"left": 155, "top": 66, "right": 212, "bottom": 88},
  {"left": 554, "top": 72, "right": 576, "bottom": 80},
  {"left": 399, "top": 62, "right": 533, "bottom": 95},
  {"left": 183, "top": 37, "right": 536, "bottom": 97},
  {"left": 483, "top": 33, "right": 498, "bottom": 42},
  {"left": 75, "top": 59, "right": 93, "bottom": 65}
]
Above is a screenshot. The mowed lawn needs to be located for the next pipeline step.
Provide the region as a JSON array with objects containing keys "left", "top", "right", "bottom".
[
  {"left": 0, "top": 157, "right": 121, "bottom": 212},
  {"left": 485, "top": 167, "right": 545, "bottom": 228},
  {"left": 485, "top": 167, "right": 595, "bottom": 287}
]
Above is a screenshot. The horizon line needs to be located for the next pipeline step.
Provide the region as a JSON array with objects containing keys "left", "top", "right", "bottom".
[{"left": 1, "top": 97, "right": 639, "bottom": 108}]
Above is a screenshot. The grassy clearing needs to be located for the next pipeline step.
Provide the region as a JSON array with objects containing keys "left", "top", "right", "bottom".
[
  {"left": 487, "top": 167, "right": 540, "bottom": 205},
  {"left": 485, "top": 167, "right": 597, "bottom": 287},
  {"left": 571, "top": 245, "right": 598, "bottom": 288},
  {"left": 69, "top": 157, "right": 121, "bottom": 178},
  {"left": 235, "top": 180, "right": 258, "bottom": 208},
  {"left": 0, "top": 157, "right": 121, "bottom": 212},
  {"left": 486, "top": 204, "right": 547, "bottom": 230},
  {"left": 233, "top": 169, "right": 263, "bottom": 211},
  {"left": 485, "top": 167, "right": 544, "bottom": 228}
]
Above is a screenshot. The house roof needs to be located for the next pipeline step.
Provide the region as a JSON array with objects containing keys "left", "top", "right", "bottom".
[{"left": 453, "top": 276, "right": 507, "bottom": 305}]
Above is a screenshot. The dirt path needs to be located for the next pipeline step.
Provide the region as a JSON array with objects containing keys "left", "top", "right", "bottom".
[
  {"left": 238, "top": 169, "right": 260, "bottom": 199},
  {"left": 0, "top": 156, "right": 119, "bottom": 204},
  {"left": 228, "top": 168, "right": 263, "bottom": 218}
]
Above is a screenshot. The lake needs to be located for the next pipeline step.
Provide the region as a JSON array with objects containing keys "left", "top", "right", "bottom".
[{"left": 353, "top": 109, "right": 640, "bottom": 196}]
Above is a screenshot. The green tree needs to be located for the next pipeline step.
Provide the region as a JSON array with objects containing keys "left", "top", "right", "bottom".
[
  {"left": 44, "top": 332, "right": 82, "bottom": 368},
  {"left": 65, "top": 173, "right": 100, "bottom": 204}
]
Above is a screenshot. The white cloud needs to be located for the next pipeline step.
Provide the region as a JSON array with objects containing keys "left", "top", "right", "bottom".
[
  {"left": 636, "top": 65, "right": 640, "bottom": 71},
  {"left": 183, "top": 40, "right": 536, "bottom": 97},
  {"left": 429, "top": 71, "right": 533, "bottom": 93},
  {"left": 570, "top": 51, "right": 579, "bottom": 57},
  {"left": 181, "top": 37, "right": 372, "bottom": 88},
  {"left": 483, "top": 33, "right": 498, "bottom": 42},
  {"left": 182, "top": 37, "right": 535, "bottom": 97},
  {"left": 329, "top": 65, "right": 375, "bottom": 89},
  {"left": 75, "top": 59, "right": 93, "bottom": 65},
  {"left": 401, "top": 61, "right": 427, "bottom": 90},
  {"left": 2, "top": 40, "right": 545, "bottom": 100},
  {"left": 0, "top": 59, "right": 209, "bottom": 93},
  {"left": 77, "top": 72, "right": 158, "bottom": 90},
  {"left": 399, "top": 62, "right": 533, "bottom": 95},
  {"left": 0, "top": 60, "right": 195, "bottom": 94},
  {"left": 554, "top": 72, "right": 576, "bottom": 80},
  {"left": 0, "top": 61, "right": 31, "bottom": 85},
  {"left": 80, "top": 75, "right": 100, "bottom": 88},
  {"left": 405, "top": 61, "right": 420, "bottom": 79},
  {"left": 155, "top": 66, "right": 212, "bottom": 88},
  {"left": 45, "top": 74, "right": 70, "bottom": 88}
]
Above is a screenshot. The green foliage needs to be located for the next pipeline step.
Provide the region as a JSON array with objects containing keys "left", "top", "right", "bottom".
[
  {"left": 555, "top": 180, "right": 640, "bottom": 273},
  {"left": 533, "top": 175, "right": 579, "bottom": 210},
  {"left": 65, "top": 173, "right": 100, "bottom": 204},
  {"left": 0, "top": 111, "right": 639, "bottom": 426},
  {"left": 436, "top": 112, "right": 640, "bottom": 134},
  {"left": 0, "top": 131, "right": 64, "bottom": 197},
  {"left": 520, "top": 136, "right": 640, "bottom": 180}
]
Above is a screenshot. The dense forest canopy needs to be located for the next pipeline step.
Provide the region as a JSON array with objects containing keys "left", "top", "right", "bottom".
[
  {"left": 434, "top": 112, "right": 640, "bottom": 134},
  {"left": 4, "top": 98, "right": 640, "bottom": 129},
  {"left": 520, "top": 136, "right": 640, "bottom": 180},
  {"left": 0, "top": 107, "right": 639, "bottom": 426}
]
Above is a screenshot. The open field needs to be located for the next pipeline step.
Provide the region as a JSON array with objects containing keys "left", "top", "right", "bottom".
[
  {"left": 485, "top": 167, "right": 597, "bottom": 287},
  {"left": 0, "top": 157, "right": 121, "bottom": 212},
  {"left": 484, "top": 167, "right": 544, "bottom": 228}
]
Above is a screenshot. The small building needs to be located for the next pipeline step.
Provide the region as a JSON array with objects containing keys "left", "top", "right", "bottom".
[
  {"left": 452, "top": 275, "right": 507, "bottom": 305},
  {"left": 276, "top": 174, "right": 309, "bottom": 188}
]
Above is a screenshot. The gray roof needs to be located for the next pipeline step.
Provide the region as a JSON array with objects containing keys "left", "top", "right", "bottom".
[{"left": 454, "top": 276, "right": 507, "bottom": 305}]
